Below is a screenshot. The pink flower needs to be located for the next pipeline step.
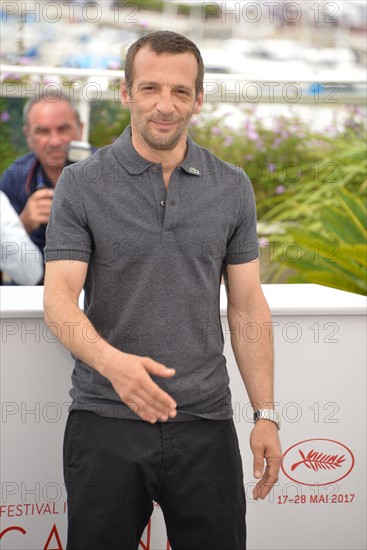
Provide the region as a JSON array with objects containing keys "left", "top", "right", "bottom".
[
  {"left": 272, "top": 137, "right": 282, "bottom": 148},
  {"left": 1, "top": 111, "right": 10, "bottom": 122},
  {"left": 259, "top": 237, "right": 269, "bottom": 248},
  {"left": 247, "top": 127, "right": 260, "bottom": 141}
]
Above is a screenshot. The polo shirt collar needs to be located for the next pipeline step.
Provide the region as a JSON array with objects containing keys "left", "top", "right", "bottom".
[
  {"left": 112, "top": 126, "right": 154, "bottom": 174},
  {"left": 180, "top": 135, "right": 202, "bottom": 177},
  {"left": 112, "top": 126, "right": 202, "bottom": 177}
]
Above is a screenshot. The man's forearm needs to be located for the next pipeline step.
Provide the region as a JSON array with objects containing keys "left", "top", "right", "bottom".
[
  {"left": 228, "top": 300, "right": 275, "bottom": 410},
  {"left": 44, "top": 293, "right": 118, "bottom": 378}
]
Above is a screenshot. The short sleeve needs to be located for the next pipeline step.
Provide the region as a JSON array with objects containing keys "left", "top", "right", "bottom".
[
  {"left": 224, "top": 172, "right": 259, "bottom": 265},
  {"left": 44, "top": 166, "right": 93, "bottom": 263}
]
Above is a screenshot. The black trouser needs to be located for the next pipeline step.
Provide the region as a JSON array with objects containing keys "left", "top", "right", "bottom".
[{"left": 64, "top": 411, "right": 246, "bottom": 550}]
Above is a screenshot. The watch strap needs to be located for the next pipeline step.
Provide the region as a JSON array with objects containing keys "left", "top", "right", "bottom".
[{"left": 254, "top": 409, "right": 281, "bottom": 429}]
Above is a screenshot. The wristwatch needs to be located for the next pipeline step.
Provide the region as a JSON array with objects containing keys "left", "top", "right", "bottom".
[{"left": 254, "top": 409, "right": 281, "bottom": 429}]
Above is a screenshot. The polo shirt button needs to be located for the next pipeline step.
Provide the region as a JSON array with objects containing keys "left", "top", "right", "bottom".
[
  {"left": 152, "top": 167, "right": 158, "bottom": 173},
  {"left": 160, "top": 200, "right": 166, "bottom": 207}
]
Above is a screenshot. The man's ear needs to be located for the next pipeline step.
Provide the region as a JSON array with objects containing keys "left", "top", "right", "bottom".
[
  {"left": 23, "top": 125, "right": 32, "bottom": 149},
  {"left": 193, "top": 89, "right": 204, "bottom": 115},
  {"left": 121, "top": 79, "right": 129, "bottom": 105},
  {"left": 121, "top": 79, "right": 137, "bottom": 107},
  {"left": 78, "top": 122, "right": 84, "bottom": 140}
]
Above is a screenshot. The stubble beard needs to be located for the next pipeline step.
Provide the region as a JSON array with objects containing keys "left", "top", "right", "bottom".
[{"left": 140, "top": 124, "right": 185, "bottom": 151}]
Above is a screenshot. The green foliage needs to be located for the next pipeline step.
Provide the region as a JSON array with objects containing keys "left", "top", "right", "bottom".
[
  {"left": 0, "top": 97, "right": 28, "bottom": 169},
  {"left": 259, "top": 136, "right": 367, "bottom": 223},
  {"left": 89, "top": 101, "right": 131, "bottom": 147},
  {"left": 122, "top": 0, "right": 165, "bottom": 12},
  {"left": 190, "top": 104, "right": 366, "bottom": 220},
  {"left": 267, "top": 189, "right": 367, "bottom": 295}
]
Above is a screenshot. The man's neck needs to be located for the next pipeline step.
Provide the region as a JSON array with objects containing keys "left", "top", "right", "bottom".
[
  {"left": 43, "top": 165, "right": 63, "bottom": 187},
  {"left": 131, "top": 132, "right": 188, "bottom": 187}
]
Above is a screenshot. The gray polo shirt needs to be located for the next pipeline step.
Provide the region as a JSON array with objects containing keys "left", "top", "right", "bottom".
[{"left": 45, "top": 126, "right": 259, "bottom": 421}]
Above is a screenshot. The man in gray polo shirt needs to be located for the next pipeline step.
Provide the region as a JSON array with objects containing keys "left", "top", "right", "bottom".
[{"left": 44, "top": 31, "right": 281, "bottom": 549}]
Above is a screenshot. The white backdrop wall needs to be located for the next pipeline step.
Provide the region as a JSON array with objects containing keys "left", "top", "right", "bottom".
[{"left": 1, "top": 285, "right": 366, "bottom": 550}]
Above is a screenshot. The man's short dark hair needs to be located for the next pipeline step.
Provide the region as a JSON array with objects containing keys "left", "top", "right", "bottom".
[
  {"left": 124, "top": 30, "right": 204, "bottom": 97},
  {"left": 23, "top": 91, "right": 81, "bottom": 126}
]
